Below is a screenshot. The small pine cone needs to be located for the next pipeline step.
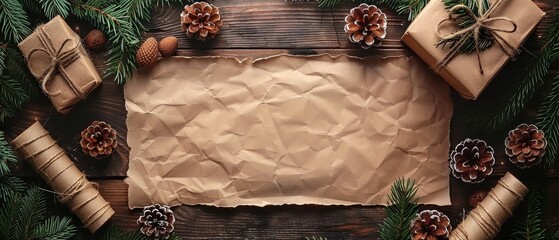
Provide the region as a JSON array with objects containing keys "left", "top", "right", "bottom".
[
  {"left": 504, "top": 123, "right": 546, "bottom": 169},
  {"left": 136, "top": 37, "right": 160, "bottom": 67},
  {"left": 158, "top": 36, "right": 178, "bottom": 57},
  {"left": 80, "top": 121, "right": 118, "bottom": 159},
  {"left": 181, "top": 2, "right": 223, "bottom": 41},
  {"left": 450, "top": 138, "right": 495, "bottom": 184},
  {"left": 411, "top": 210, "right": 452, "bottom": 240},
  {"left": 468, "top": 189, "right": 488, "bottom": 208},
  {"left": 137, "top": 204, "right": 175, "bottom": 240},
  {"left": 344, "top": 3, "right": 387, "bottom": 49}
]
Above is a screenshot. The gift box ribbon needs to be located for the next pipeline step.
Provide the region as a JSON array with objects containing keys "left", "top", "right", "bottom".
[
  {"left": 26, "top": 26, "right": 85, "bottom": 99},
  {"left": 434, "top": 0, "right": 517, "bottom": 74}
]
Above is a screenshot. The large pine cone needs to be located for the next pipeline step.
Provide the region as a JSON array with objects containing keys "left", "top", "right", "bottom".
[
  {"left": 137, "top": 204, "right": 175, "bottom": 240},
  {"left": 181, "top": 2, "right": 223, "bottom": 41},
  {"left": 505, "top": 123, "right": 546, "bottom": 169},
  {"left": 80, "top": 121, "right": 118, "bottom": 159},
  {"left": 411, "top": 210, "right": 451, "bottom": 240},
  {"left": 450, "top": 138, "right": 495, "bottom": 184},
  {"left": 344, "top": 3, "right": 387, "bottom": 49}
]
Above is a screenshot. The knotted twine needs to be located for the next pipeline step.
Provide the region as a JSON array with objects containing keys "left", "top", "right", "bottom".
[
  {"left": 11, "top": 122, "right": 114, "bottom": 232},
  {"left": 26, "top": 26, "right": 85, "bottom": 99},
  {"left": 435, "top": 0, "right": 517, "bottom": 74},
  {"left": 450, "top": 172, "right": 528, "bottom": 240}
]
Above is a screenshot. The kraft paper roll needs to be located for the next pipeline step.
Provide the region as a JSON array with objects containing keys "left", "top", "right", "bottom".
[
  {"left": 11, "top": 122, "right": 114, "bottom": 233},
  {"left": 450, "top": 172, "right": 528, "bottom": 240}
]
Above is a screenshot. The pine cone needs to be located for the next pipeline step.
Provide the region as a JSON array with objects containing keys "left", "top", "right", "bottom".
[
  {"left": 344, "top": 3, "right": 387, "bottom": 49},
  {"left": 137, "top": 204, "right": 175, "bottom": 240},
  {"left": 504, "top": 123, "right": 546, "bottom": 169},
  {"left": 136, "top": 37, "right": 160, "bottom": 67},
  {"left": 411, "top": 210, "right": 451, "bottom": 240},
  {"left": 450, "top": 138, "right": 495, "bottom": 184},
  {"left": 181, "top": 2, "right": 223, "bottom": 41},
  {"left": 80, "top": 121, "right": 118, "bottom": 159}
]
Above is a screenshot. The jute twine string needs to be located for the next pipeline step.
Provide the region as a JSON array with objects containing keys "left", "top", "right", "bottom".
[
  {"left": 452, "top": 177, "right": 524, "bottom": 239},
  {"left": 435, "top": 0, "right": 517, "bottom": 74},
  {"left": 12, "top": 129, "right": 109, "bottom": 228},
  {"left": 26, "top": 26, "right": 84, "bottom": 99}
]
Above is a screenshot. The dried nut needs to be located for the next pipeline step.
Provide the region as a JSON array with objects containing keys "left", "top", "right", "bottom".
[
  {"left": 158, "top": 36, "right": 178, "bottom": 57},
  {"left": 84, "top": 29, "right": 106, "bottom": 50}
]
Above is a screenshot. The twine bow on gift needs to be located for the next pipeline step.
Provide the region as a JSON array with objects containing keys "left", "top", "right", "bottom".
[
  {"left": 27, "top": 27, "right": 84, "bottom": 98},
  {"left": 435, "top": 0, "right": 517, "bottom": 74}
]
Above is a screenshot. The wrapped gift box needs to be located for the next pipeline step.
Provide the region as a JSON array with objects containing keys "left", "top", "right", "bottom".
[
  {"left": 402, "top": 0, "right": 545, "bottom": 99},
  {"left": 18, "top": 15, "right": 102, "bottom": 113}
]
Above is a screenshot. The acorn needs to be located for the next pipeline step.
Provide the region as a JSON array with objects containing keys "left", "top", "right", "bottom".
[
  {"left": 158, "top": 36, "right": 178, "bottom": 57},
  {"left": 136, "top": 37, "right": 160, "bottom": 67},
  {"left": 84, "top": 29, "right": 106, "bottom": 50}
]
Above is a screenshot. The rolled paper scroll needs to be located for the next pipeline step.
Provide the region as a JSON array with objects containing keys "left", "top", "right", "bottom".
[
  {"left": 11, "top": 122, "right": 114, "bottom": 232},
  {"left": 450, "top": 172, "right": 528, "bottom": 240}
]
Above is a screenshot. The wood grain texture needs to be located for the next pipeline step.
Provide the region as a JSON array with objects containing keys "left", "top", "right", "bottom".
[
  {"left": 4, "top": 0, "right": 559, "bottom": 239},
  {"left": 97, "top": 177, "right": 559, "bottom": 239}
]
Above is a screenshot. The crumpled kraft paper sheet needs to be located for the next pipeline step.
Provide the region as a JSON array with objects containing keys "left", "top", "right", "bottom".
[{"left": 124, "top": 55, "right": 452, "bottom": 209}]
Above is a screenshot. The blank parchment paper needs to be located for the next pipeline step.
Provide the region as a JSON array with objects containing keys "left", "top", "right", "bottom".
[{"left": 124, "top": 55, "right": 452, "bottom": 208}]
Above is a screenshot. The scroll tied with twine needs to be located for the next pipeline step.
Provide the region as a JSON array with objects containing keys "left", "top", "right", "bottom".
[
  {"left": 11, "top": 122, "right": 114, "bottom": 233},
  {"left": 18, "top": 15, "right": 102, "bottom": 114},
  {"left": 435, "top": 0, "right": 517, "bottom": 74},
  {"left": 450, "top": 172, "right": 528, "bottom": 240}
]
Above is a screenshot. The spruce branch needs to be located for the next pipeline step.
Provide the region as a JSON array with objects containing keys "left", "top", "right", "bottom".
[
  {"left": 70, "top": 1, "right": 140, "bottom": 84},
  {"left": 4, "top": 46, "right": 41, "bottom": 99},
  {"left": 32, "top": 216, "right": 77, "bottom": 240},
  {"left": 0, "top": 0, "right": 32, "bottom": 44},
  {"left": 510, "top": 186, "right": 545, "bottom": 240},
  {"left": 0, "top": 176, "right": 25, "bottom": 200},
  {"left": 379, "top": 178, "right": 418, "bottom": 240},
  {"left": 40, "top": 0, "right": 71, "bottom": 18},
  {"left": 15, "top": 186, "right": 47, "bottom": 240},
  {"left": 0, "top": 130, "right": 18, "bottom": 177},
  {"left": 0, "top": 74, "right": 30, "bottom": 124},
  {"left": 0, "top": 191, "right": 21, "bottom": 239},
  {"left": 536, "top": 73, "right": 559, "bottom": 167}
]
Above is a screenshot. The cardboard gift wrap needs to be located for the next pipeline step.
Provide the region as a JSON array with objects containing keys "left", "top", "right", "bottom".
[
  {"left": 18, "top": 16, "right": 102, "bottom": 113},
  {"left": 11, "top": 122, "right": 114, "bottom": 232},
  {"left": 451, "top": 173, "right": 528, "bottom": 240},
  {"left": 124, "top": 55, "right": 453, "bottom": 208},
  {"left": 402, "top": 0, "right": 545, "bottom": 99}
]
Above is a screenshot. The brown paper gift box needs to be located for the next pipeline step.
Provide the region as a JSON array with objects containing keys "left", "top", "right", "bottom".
[
  {"left": 18, "top": 16, "right": 102, "bottom": 113},
  {"left": 401, "top": 0, "right": 545, "bottom": 99}
]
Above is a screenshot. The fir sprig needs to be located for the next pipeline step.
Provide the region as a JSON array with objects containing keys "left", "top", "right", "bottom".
[
  {"left": 0, "top": 176, "right": 25, "bottom": 200},
  {"left": 315, "top": 0, "right": 429, "bottom": 20},
  {"left": 378, "top": 178, "right": 418, "bottom": 240},
  {"left": 70, "top": 0, "right": 140, "bottom": 84},
  {"left": 510, "top": 186, "right": 546, "bottom": 240},
  {"left": 40, "top": 0, "right": 71, "bottom": 18},
  {"left": 0, "top": 130, "right": 18, "bottom": 176},
  {"left": 0, "top": 0, "right": 32, "bottom": 44},
  {"left": 536, "top": 73, "right": 559, "bottom": 167}
]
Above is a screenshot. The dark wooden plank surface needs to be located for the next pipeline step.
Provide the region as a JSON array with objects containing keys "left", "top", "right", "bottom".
[{"left": 4, "top": 0, "right": 559, "bottom": 239}]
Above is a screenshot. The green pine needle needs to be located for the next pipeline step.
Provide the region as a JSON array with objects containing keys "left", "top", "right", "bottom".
[
  {"left": 0, "top": 130, "right": 18, "bottom": 176},
  {"left": 510, "top": 186, "right": 546, "bottom": 240},
  {"left": 0, "top": 0, "right": 32, "bottom": 44},
  {"left": 315, "top": 0, "right": 430, "bottom": 21},
  {"left": 379, "top": 178, "right": 418, "bottom": 240},
  {"left": 0, "top": 176, "right": 25, "bottom": 200},
  {"left": 15, "top": 186, "right": 47, "bottom": 240},
  {"left": 0, "top": 74, "right": 29, "bottom": 124},
  {"left": 536, "top": 73, "right": 559, "bottom": 167},
  {"left": 40, "top": 0, "right": 71, "bottom": 18},
  {"left": 32, "top": 216, "right": 77, "bottom": 240},
  {"left": 4, "top": 46, "right": 41, "bottom": 99}
]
